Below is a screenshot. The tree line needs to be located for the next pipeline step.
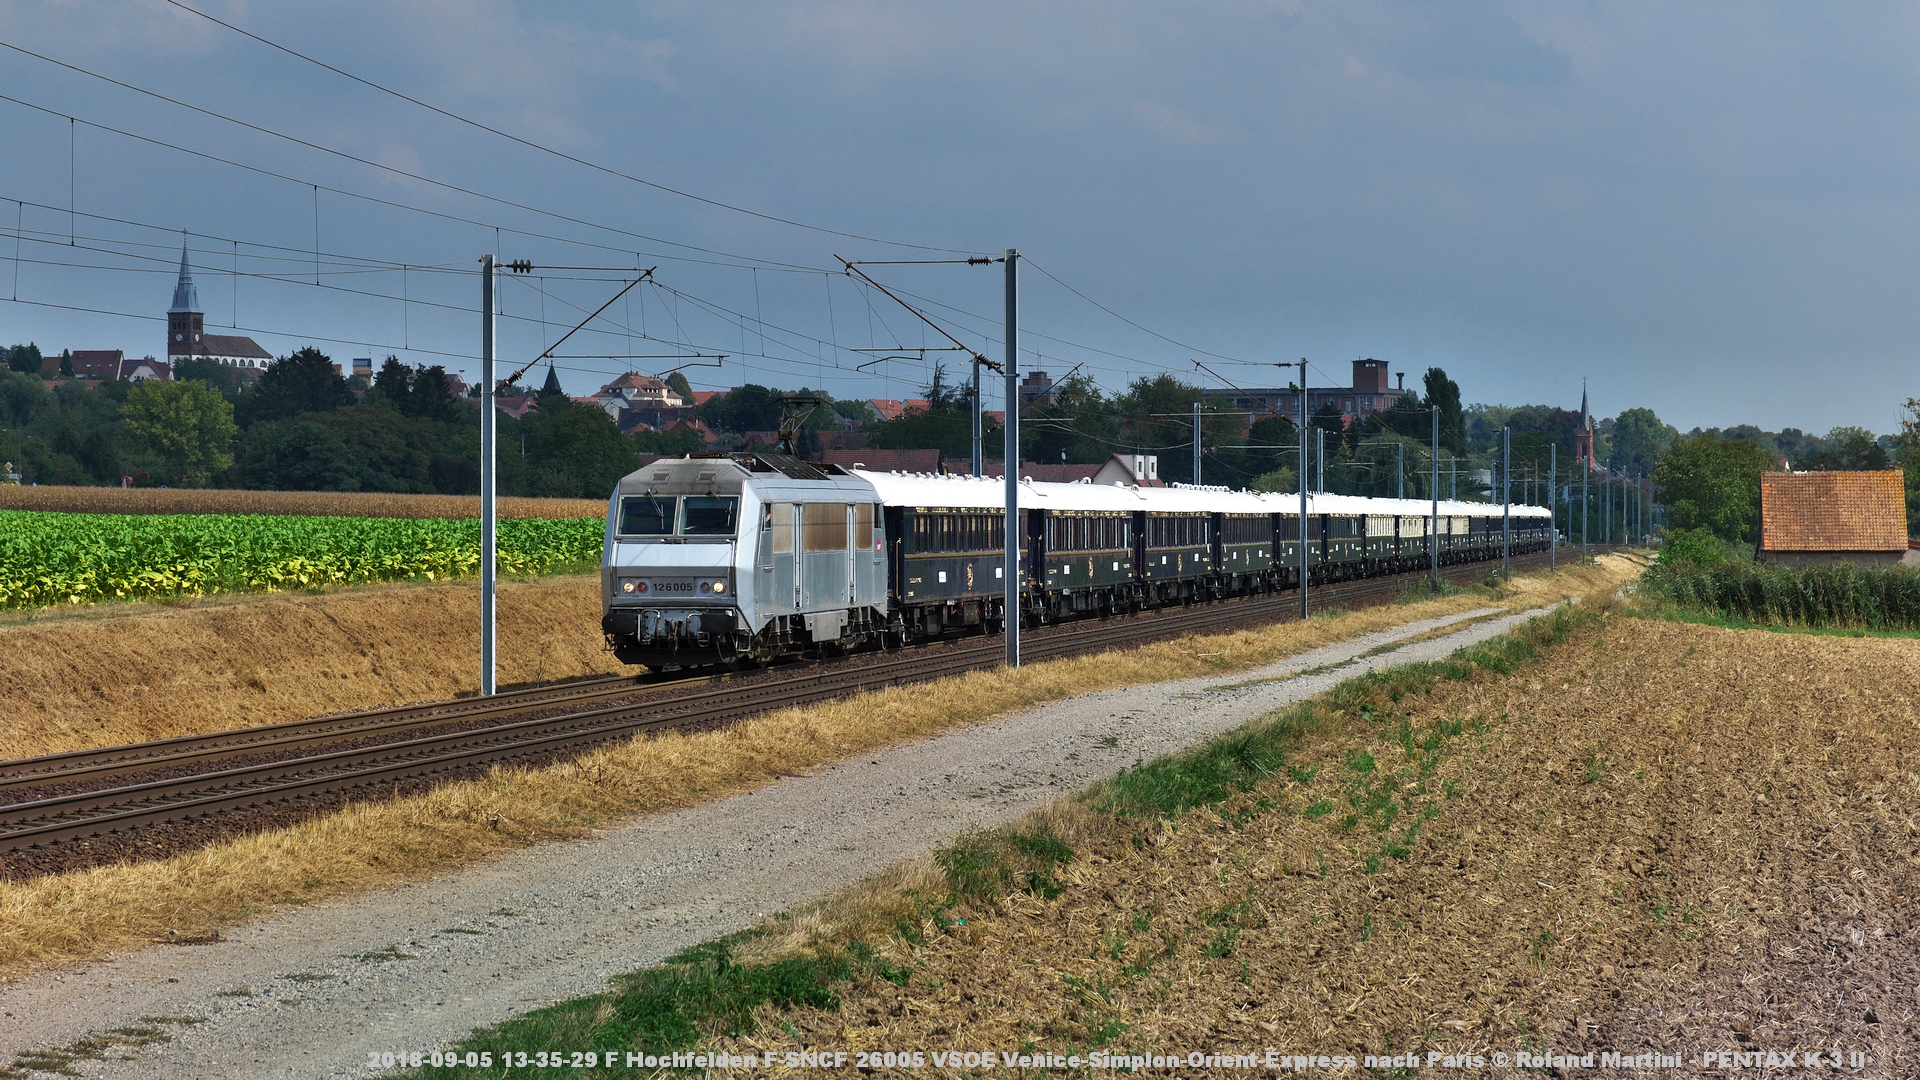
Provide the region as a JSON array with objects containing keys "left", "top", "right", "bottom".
[
  {"left": 0, "top": 349, "right": 638, "bottom": 497},
  {"left": 3, "top": 341, "right": 1912, "bottom": 542}
]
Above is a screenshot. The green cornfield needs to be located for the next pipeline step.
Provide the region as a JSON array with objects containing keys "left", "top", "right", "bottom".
[
  {"left": 0, "top": 509, "right": 605, "bottom": 609},
  {"left": 1643, "top": 557, "right": 1920, "bottom": 630}
]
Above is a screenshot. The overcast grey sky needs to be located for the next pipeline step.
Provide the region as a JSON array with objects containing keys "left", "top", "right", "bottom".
[{"left": 1, "top": 1, "right": 1916, "bottom": 433}]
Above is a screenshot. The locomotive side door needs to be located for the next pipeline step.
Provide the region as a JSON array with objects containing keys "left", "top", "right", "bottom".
[
  {"left": 799, "top": 502, "right": 849, "bottom": 611},
  {"left": 845, "top": 503, "right": 858, "bottom": 603},
  {"left": 764, "top": 502, "right": 798, "bottom": 611}
]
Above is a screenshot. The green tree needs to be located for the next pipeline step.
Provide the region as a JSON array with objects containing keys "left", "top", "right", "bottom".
[
  {"left": 632, "top": 427, "right": 709, "bottom": 456},
  {"left": 235, "top": 403, "right": 435, "bottom": 492},
  {"left": 1607, "top": 406, "right": 1678, "bottom": 474},
  {"left": 697, "top": 384, "right": 783, "bottom": 434},
  {"left": 173, "top": 357, "right": 243, "bottom": 397},
  {"left": 4, "top": 343, "right": 43, "bottom": 374},
  {"left": 122, "top": 378, "right": 236, "bottom": 485},
  {"left": 238, "top": 347, "right": 353, "bottom": 427},
  {"left": 1423, "top": 368, "right": 1467, "bottom": 456},
  {"left": 1652, "top": 434, "right": 1775, "bottom": 542},
  {"left": 867, "top": 400, "right": 980, "bottom": 458},
  {"left": 1898, "top": 400, "right": 1920, "bottom": 537},
  {"left": 1022, "top": 373, "right": 1118, "bottom": 468},
  {"left": 372, "top": 356, "right": 413, "bottom": 407},
  {"left": 505, "top": 397, "right": 639, "bottom": 497},
  {"left": 664, "top": 370, "right": 694, "bottom": 404},
  {"left": 1810, "top": 425, "right": 1886, "bottom": 471},
  {"left": 831, "top": 396, "right": 879, "bottom": 427},
  {"left": 1116, "top": 374, "right": 1209, "bottom": 484}
]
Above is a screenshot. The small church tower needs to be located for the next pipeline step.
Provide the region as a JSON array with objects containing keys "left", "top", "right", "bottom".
[
  {"left": 167, "top": 238, "right": 204, "bottom": 360},
  {"left": 1574, "top": 380, "right": 1595, "bottom": 469}
]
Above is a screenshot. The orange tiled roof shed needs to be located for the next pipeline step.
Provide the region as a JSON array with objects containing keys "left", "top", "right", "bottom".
[{"left": 1758, "top": 471, "right": 1907, "bottom": 553}]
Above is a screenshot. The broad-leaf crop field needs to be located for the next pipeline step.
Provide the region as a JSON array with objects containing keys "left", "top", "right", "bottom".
[{"left": 0, "top": 509, "right": 604, "bottom": 609}]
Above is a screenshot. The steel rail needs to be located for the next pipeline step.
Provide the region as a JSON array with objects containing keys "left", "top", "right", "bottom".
[
  {"left": 0, "top": 549, "right": 1553, "bottom": 853},
  {"left": 0, "top": 670, "right": 665, "bottom": 794}
]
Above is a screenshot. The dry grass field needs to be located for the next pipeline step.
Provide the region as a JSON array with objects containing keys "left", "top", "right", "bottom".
[
  {"left": 0, "top": 563, "right": 1633, "bottom": 979},
  {"left": 0, "top": 575, "right": 620, "bottom": 757},
  {"left": 709, "top": 611, "right": 1920, "bottom": 1075},
  {"left": 0, "top": 485, "right": 604, "bottom": 519}
]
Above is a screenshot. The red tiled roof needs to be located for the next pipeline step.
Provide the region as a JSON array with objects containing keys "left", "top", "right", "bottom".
[
  {"left": 1759, "top": 471, "right": 1908, "bottom": 552},
  {"left": 823, "top": 448, "right": 942, "bottom": 473},
  {"left": 868, "top": 398, "right": 930, "bottom": 422},
  {"left": 599, "top": 372, "right": 669, "bottom": 393},
  {"left": 1015, "top": 463, "right": 1102, "bottom": 483}
]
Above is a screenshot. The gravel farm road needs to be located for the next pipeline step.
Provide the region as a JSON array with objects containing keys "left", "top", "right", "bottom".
[{"left": 0, "top": 604, "right": 1556, "bottom": 1079}]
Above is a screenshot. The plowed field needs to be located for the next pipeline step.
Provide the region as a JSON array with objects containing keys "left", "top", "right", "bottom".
[{"left": 723, "top": 615, "right": 1920, "bottom": 1075}]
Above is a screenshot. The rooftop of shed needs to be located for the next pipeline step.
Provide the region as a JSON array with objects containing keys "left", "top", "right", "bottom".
[{"left": 1759, "top": 470, "right": 1908, "bottom": 552}]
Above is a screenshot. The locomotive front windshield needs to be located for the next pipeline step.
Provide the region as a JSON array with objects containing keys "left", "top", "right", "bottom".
[
  {"left": 617, "top": 495, "right": 677, "bottom": 536},
  {"left": 616, "top": 494, "right": 741, "bottom": 536},
  {"left": 681, "top": 496, "right": 739, "bottom": 535}
]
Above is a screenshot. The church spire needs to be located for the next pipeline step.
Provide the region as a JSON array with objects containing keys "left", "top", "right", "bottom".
[
  {"left": 1579, "top": 379, "right": 1589, "bottom": 430},
  {"left": 540, "top": 360, "right": 563, "bottom": 396},
  {"left": 169, "top": 235, "right": 200, "bottom": 314}
]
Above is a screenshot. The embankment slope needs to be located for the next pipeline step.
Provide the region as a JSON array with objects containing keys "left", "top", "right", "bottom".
[{"left": 0, "top": 576, "right": 615, "bottom": 757}]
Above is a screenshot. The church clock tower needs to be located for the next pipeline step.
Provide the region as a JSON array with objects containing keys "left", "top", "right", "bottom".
[{"left": 167, "top": 239, "right": 204, "bottom": 360}]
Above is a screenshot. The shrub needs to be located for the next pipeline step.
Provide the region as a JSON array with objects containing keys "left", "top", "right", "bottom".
[{"left": 1656, "top": 527, "right": 1728, "bottom": 569}]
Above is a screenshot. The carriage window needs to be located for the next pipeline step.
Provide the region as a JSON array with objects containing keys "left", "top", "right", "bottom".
[
  {"left": 803, "top": 503, "right": 849, "bottom": 550},
  {"left": 772, "top": 502, "right": 795, "bottom": 554},
  {"left": 618, "top": 495, "right": 676, "bottom": 536},
  {"left": 681, "top": 496, "right": 739, "bottom": 536}
]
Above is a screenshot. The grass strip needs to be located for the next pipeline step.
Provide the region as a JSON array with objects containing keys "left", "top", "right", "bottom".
[{"left": 379, "top": 603, "right": 1603, "bottom": 1079}]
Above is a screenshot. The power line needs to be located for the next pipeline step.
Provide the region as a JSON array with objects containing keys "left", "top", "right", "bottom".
[
  {"left": 0, "top": 82, "right": 828, "bottom": 275},
  {"left": 158, "top": 0, "right": 991, "bottom": 255},
  {"left": 1021, "top": 254, "right": 1254, "bottom": 365}
]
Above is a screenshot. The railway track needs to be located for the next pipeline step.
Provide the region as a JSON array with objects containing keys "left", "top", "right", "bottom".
[{"left": 0, "top": 550, "right": 1556, "bottom": 856}]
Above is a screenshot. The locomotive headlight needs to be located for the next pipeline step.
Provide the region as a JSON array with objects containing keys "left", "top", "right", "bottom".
[
  {"left": 621, "top": 580, "right": 638, "bottom": 594},
  {"left": 711, "top": 580, "right": 727, "bottom": 595}
]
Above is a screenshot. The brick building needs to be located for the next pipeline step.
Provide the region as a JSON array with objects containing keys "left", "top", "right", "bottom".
[{"left": 1206, "top": 359, "right": 1409, "bottom": 426}]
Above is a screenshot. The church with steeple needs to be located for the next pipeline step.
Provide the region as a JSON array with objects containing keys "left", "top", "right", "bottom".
[
  {"left": 1574, "top": 380, "right": 1597, "bottom": 470},
  {"left": 168, "top": 240, "right": 273, "bottom": 371}
]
